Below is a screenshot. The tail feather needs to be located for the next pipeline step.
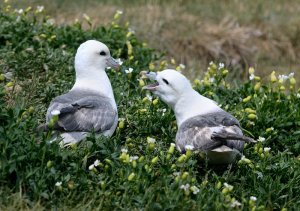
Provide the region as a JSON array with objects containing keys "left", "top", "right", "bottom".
[{"left": 211, "top": 131, "right": 256, "bottom": 143}]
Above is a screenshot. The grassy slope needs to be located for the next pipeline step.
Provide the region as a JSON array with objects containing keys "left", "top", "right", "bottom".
[
  {"left": 13, "top": 0, "right": 300, "bottom": 80},
  {"left": 0, "top": 3, "right": 300, "bottom": 210}
]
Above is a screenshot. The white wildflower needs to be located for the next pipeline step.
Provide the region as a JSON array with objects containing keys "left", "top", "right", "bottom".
[
  {"left": 88, "top": 164, "right": 95, "bottom": 170},
  {"left": 94, "top": 159, "right": 100, "bottom": 167},
  {"left": 162, "top": 108, "right": 167, "bottom": 113},
  {"left": 116, "top": 58, "right": 123, "bottom": 66},
  {"left": 240, "top": 155, "right": 251, "bottom": 163},
  {"left": 185, "top": 145, "right": 194, "bottom": 150},
  {"left": 46, "top": 18, "right": 55, "bottom": 25},
  {"left": 129, "top": 156, "right": 139, "bottom": 162},
  {"left": 55, "top": 181, "right": 62, "bottom": 187},
  {"left": 209, "top": 77, "right": 215, "bottom": 83},
  {"left": 180, "top": 183, "right": 190, "bottom": 191},
  {"left": 147, "top": 137, "right": 156, "bottom": 144},
  {"left": 17, "top": 9, "right": 24, "bottom": 14},
  {"left": 209, "top": 61, "right": 213, "bottom": 65},
  {"left": 257, "top": 136, "right": 266, "bottom": 142},
  {"left": 256, "top": 171, "right": 263, "bottom": 179},
  {"left": 224, "top": 183, "right": 233, "bottom": 191},
  {"left": 264, "top": 147, "right": 271, "bottom": 152},
  {"left": 146, "top": 93, "right": 153, "bottom": 101},
  {"left": 250, "top": 196, "right": 257, "bottom": 201},
  {"left": 116, "top": 10, "right": 123, "bottom": 14},
  {"left": 125, "top": 67, "right": 133, "bottom": 74},
  {"left": 278, "top": 74, "right": 289, "bottom": 82},
  {"left": 179, "top": 64, "right": 186, "bottom": 69},
  {"left": 128, "top": 28, "right": 135, "bottom": 34},
  {"left": 190, "top": 185, "right": 200, "bottom": 194},
  {"left": 36, "top": 5, "right": 44, "bottom": 13},
  {"left": 121, "top": 148, "right": 128, "bottom": 153},
  {"left": 106, "top": 66, "right": 111, "bottom": 70},
  {"left": 249, "top": 74, "right": 255, "bottom": 81},
  {"left": 218, "top": 63, "right": 225, "bottom": 69},
  {"left": 173, "top": 172, "right": 180, "bottom": 176},
  {"left": 297, "top": 93, "right": 300, "bottom": 98},
  {"left": 230, "top": 200, "right": 242, "bottom": 208},
  {"left": 288, "top": 72, "right": 295, "bottom": 78}
]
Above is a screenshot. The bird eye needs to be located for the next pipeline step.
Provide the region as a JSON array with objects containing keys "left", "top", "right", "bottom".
[
  {"left": 162, "top": 78, "right": 169, "bottom": 85},
  {"left": 99, "top": 51, "right": 106, "bottom": 56}
]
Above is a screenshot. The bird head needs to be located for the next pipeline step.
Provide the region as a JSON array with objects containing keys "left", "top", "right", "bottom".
[
  {"left": 142, "top": 69, "right": 193, "bottom": 107},
  {"left": 75, "top": 40, "right": 119, "bottom": 73}
]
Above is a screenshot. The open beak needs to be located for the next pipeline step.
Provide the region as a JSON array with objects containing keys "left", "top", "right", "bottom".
[
  {"left": 106, "top": 57, "right": 120, "bottom": 69},
  {"left": 140, "top": 71, "right": 159, "bottom": 91}
]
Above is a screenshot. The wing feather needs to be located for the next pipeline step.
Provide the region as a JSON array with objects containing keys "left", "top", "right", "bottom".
[
  {"left": 176, "top": 112, "right": 244, "bottom": 153},
  {"left": 46, "top": 90, "right": 117, "bottom": 133}
]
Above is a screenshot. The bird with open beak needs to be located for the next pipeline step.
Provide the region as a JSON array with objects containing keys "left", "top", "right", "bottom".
[{"left": 142, "top": 69, "right": 255, "bottom": 164}]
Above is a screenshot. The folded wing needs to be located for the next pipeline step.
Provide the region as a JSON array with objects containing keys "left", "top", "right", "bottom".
[
  {"left": 46, "top": 91, "right": 117, "bottom": 133},
  {"left": 176, "top": 111, "right": 246, "bottom": 153}
]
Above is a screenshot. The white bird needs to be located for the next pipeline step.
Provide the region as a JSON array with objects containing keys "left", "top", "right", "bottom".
[
  {"left": 142, "top": 69, "right": 255, "bottom": 164},
  {"left": 40, "top": 40, "right": 120, "bottom": 145}
]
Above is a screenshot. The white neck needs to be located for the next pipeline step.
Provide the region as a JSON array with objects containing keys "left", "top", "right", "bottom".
[
  {"left": 71, "top": 67, "right": 116, "bottom": 109},
  {"left": 173, "top": 90, "right": 221, "bottom": 127}
]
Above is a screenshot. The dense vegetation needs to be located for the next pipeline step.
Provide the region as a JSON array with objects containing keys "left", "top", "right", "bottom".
[{"left": 0, "top": 3, "right": 299, "bottom": 210}]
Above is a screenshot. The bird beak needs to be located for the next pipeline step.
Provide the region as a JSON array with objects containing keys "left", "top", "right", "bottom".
[
  {"left": 140, "top": 71, "right": 159, "bottom": 90},
  {"left": 106, "top": 57, "right": 120, "bottom": 69}
]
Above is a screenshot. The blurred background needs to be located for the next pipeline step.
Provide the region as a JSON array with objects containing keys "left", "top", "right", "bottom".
[{"left": 13, "top": 0, "right": 300, "bottom": 80}]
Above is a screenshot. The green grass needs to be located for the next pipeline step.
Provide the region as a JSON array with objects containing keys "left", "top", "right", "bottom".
[{"left": 1, "top": 3, "right": 300, "bottom": 210}]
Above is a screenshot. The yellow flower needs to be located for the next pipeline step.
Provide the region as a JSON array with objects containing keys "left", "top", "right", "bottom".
[
  {"left": 289, "top": 77, "right": 296, "bottom": 85},
  {"left": 151, "top": 156, "right": 159, "bottom": 164},
  {"left": 25, "top": 6, "right": 32, "bottom": 12},
  {"left": 177, "top": 154, "right": 187, "bottom": 163},
  {"left": 126, "top": 31, "right": 132, "bottom": 38},
  {"left": 222, "top": 69, "right": 229, "bottom": 76},
  {"left": 114, "top": 10, "right": 123, "bottom": 20},
  {"left": 118, "top": 120, "right": 125, "bottom": 129},
  {"left": 47, "top": 160, "right": 53, "bottom": 168},
  {"left": 139, "top": 79, "right": 145, "bottom": 87},
  {"left": 254, "top": 82, "right": 261, "bottom": 91},
  {"left": 270, "top": 71, "right": 277, "bottom": 83},
  {"left": 194, "top": 79, "right": 201, "bottom": 86},
  {"left": 249, "top": 67, "right": 255, "bottom": 75},
  {"left": 126, "top": 41, "right": 133, "bottom": 56},
  {"left": 83, "top": 13, "right": 92, "bottom": 25},
  {"left": 168, "top": 143, "right": 175, "bottom": 154},
  {"left": 216, "top": 181, "right": 222, "bottom": 189},
  {"left": 248, "top": 113, "right": 257, "bottom": 120},
  {"left": 245, "top": 108, "right": 256, "bottom": 114},
  {"left": 40, "top": 34, "right": 47, "bottom": 38},
  {"left": 152, "top": 98, "right": 159, "bottom": 106},
  {"left": 181, "top": 172, "right": 189, "bottom": 180},
  {"left": 266, "top": 127, "right": 274, "bottom": 133},
  {"left": 254, "top": 76, "right": 261, "bottom": 81},
  {"left": 171, "top": 58, "right": 176, "bottom": 65},
  {"left": 128, "top": 173, "right": 135, "bottom": 181},
  {"left": 242, "top": 96, "right": 252, "bottom": 103},
  {"left": 149, "top": 62, "right": 155, "bottom": 71},
  {"left": 0, "top": 74, "right": 6, "bottom": 81}
]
